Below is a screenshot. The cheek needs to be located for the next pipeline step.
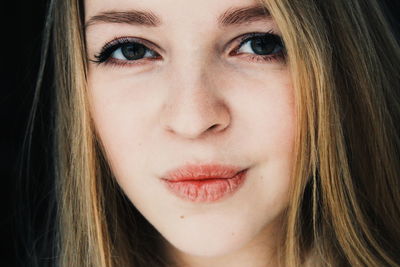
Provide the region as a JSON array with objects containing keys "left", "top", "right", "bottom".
[
  {"left": 254, "top": 93, "right": 295, "bottom": 161},
  {"left": 87, "top": 70, "right": 165, "bottom": 176},
  {"left": 230, "top": 67, "right": 296, "bottom": 162},
  {"left": 219, "top": 67, "right": 296, "bottom": 216},
  {"left": 235, "top": 69, "right": 296, "bottom": 200}
]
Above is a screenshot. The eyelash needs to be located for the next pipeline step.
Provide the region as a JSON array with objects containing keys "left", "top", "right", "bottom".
[{"left": 91, "top": 31, "right": 286, "bottom": 67}]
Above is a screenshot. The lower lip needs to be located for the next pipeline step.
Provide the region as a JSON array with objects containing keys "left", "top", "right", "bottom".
[{"left": 161, "top": 169, "right": 248, "bottom": 203}]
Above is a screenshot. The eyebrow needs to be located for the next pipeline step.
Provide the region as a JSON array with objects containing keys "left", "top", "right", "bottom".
[
  {"left": 85, "top": 5, "right": 271, "bottom": 29},
  {"left": 85, "top": 10, "right": 161, "bottom": 28},
  {"left": 218, "top": 5, "right": 271, "bottom": 26}
]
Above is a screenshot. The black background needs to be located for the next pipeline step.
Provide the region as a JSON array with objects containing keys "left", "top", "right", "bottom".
[{"left": 1, "top": 0, "right": 399, "bottom": 266}]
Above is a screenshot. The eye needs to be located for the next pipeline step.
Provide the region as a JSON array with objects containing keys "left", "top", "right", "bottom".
[
  {"left": 231, "top": 32, "right": 286, "bottom": 63},
  {"left": 112, "top": 43, "right": 156, "bottom": 60},
  {"left": 238, "top": 34, "right": 283, "bottom": 55},
  {"left": 93, "top": 38, "right": 160, "bottom": 65}
]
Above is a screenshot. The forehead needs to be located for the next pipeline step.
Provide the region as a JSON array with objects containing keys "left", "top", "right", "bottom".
[{"left": 84, "top": 0, "right": 267, "bottom": 25}]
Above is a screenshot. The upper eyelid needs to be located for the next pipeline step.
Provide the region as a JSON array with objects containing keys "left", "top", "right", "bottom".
[
  {"left": 101, "top": 36, "right": 164, "bottom": 54},
  {"left": 238, "top": 32, "right": 275, "bottom": 46}
]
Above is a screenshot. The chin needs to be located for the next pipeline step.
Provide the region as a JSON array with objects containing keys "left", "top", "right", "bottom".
[
  {"left": 169, "top": 236, "right": 247, "bottom": 258},
  {"left": 160, "top": 219, "right": 260, "bottom": 258}
]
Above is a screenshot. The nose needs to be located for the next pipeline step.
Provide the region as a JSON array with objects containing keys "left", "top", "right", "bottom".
[{"left": 160, "top": 66, "right": 231, "bottom": 140}]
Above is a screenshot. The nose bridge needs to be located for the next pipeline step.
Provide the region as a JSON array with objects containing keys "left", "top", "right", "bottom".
[
  {"left": 160, "top": 55, "right": 231, "bottom": 140},
  {"left": 172, "top": 37, "right": 213, "bottom": 85}
]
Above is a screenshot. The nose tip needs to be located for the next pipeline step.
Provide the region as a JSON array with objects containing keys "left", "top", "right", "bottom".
[
  {"left": 161, "top": 96, "right": 231, "bottom": 140},
  {"left": 166, "top": 118, "right": 229, "bottom": 139}
]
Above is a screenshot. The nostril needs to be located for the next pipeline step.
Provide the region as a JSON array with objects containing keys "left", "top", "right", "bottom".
[
  {"left": 208, "top": 124, "right": 218, "bottom": 131},
  {"left": 208, "top": 123, "right": 228, "bottom": 133}
]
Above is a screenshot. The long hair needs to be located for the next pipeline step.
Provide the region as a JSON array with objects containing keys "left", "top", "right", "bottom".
[
  {"left": 261, "top": 0, "right": 400, "bottom": 266},
  {"left": 27, "top": 0, "right": 400, "bottom": 266}
]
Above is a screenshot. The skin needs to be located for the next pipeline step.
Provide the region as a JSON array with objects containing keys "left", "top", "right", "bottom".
[{"left": 85, "top": 0, "right": 296, "bottom": 266}]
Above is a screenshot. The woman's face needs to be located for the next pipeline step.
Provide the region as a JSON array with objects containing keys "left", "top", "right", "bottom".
[{"left": 85, "top": 0, "right": 295, "bottom": 263}]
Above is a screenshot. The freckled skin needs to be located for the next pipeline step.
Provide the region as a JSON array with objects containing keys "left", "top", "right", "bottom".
[{"left": 85, "top": 0, "right": 295, "bottom": 266}]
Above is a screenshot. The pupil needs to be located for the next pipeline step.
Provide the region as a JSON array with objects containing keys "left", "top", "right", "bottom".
[
  {"left": 121, "top": 43, "right": 146, "bottom": 60},
  {"left": 250, "top": 35, "right": 281, "bottom": 55}
]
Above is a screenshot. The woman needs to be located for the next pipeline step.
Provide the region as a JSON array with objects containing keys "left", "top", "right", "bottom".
[{"left": 24, "top": 0, "right": 400, "bottom": 266}]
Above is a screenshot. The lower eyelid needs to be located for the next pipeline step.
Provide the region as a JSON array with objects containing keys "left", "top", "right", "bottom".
[
  {"left": 103, "top": 57, "right": 159, "bottom": 67},
  {"left": 94, "top": 53, "right": 283, "bottom": 67}
]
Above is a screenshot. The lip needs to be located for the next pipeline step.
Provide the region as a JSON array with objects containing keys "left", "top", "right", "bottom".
[{"left": 160, "top": 164, "right": 248, "bottom": 202}]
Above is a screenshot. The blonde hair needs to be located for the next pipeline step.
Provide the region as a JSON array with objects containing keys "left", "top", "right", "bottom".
[
  {"left": 30, "top": 0, "right": 400, "bottom": 266},
  {"left": 261, "top": 0, "right": 400, "bottom": 266}
]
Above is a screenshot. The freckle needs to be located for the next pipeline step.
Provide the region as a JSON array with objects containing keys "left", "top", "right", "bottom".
[
  {"left": 231, "top": 232, "right": 235, "bottom": 236},
  {"left": 180, "top": 215, "right": 185, "bottom": 219}
]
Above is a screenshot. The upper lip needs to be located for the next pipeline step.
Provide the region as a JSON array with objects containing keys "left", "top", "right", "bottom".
[{"left": 161, "top": 164, "right": 245, "bottom": 182}]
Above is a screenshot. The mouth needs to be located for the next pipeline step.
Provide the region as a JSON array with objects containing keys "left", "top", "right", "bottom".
[{"left": 160, "top": 164, "right": 249, "bottom": 202}]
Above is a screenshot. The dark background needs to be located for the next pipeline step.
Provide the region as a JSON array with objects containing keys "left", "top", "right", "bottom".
[{"left": 1, "top": 0, "right": 399, "bottom": 266}]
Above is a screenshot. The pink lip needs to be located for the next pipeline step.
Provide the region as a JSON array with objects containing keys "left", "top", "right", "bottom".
[{"left": 161, "top": 164, "right": 248, "bottom": 202}]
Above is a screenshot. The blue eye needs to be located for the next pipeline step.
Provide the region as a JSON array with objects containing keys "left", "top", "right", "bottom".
[
  {"left": 111, "top": 43, "right": 157, "bottom": 60},
  {"left": 236, "top": 33, "right": 284, "bottom": 56},
  {"left": 93, "top": 38, "right": 160, "bottom": 64}
]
